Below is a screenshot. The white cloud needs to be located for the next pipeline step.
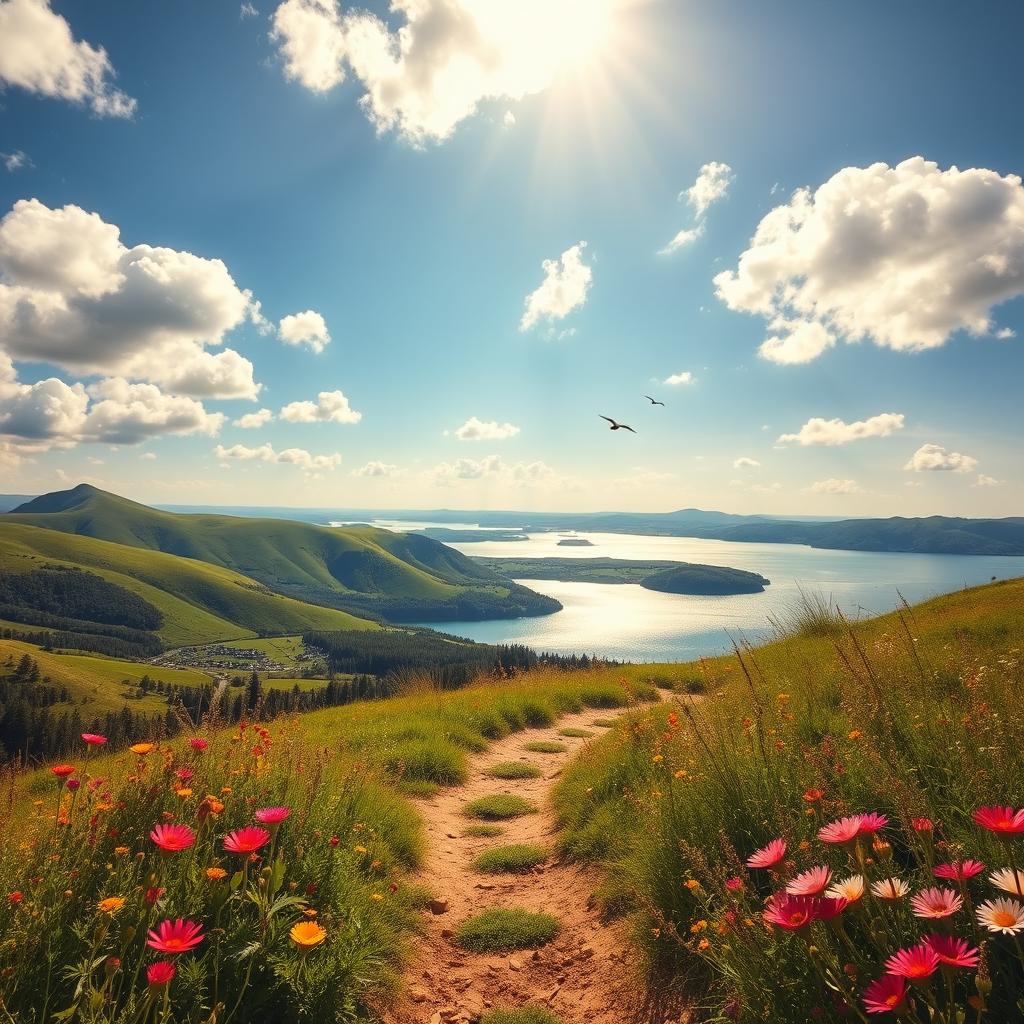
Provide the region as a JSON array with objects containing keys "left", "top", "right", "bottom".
[
  {"left": 140, "top": 452, "right": 157, "bottom": 461},
  {"left": 0, "top": 0, "right": 136, "bottom": 117},
  {"left": 233, "top": 408, "right": 275, "bottom": 429},
  {"left": 520, "top": 242, "right": 592, "bottom": 331},
  {"left": 431, "top": 454, "right": 557, "bottom": 487},
  {"left": 271, "top": 0, "right": 617, "bottom": 145},
  {"left": 0, "top": 199, "right": 262, "bottom": 398},
  {"left": 214, "top": 442, "right": 341, "bottom": 472},
  {"left": 503, "top": 110, "right": 516, "bottom": 129},
  {"left": 2, "top": 150, "right": 30, "bottom": 172},
  {"left": 278, "top": 309, "right": 330, "bottom": 353},
  {"left": 974, "top": 474, "right": 1003, "bottom": 487},
  {"left": 279, "top": 389, "right": 361, "bottom": 424},
  {"left": 904, "top": 443, "right": 978, "bottom": 473},
  {"left": 684, "top": 161, "right": 734, "bottom": 219},
  {"left": 810, "top": 477, "right": 863, "bottom": 494},
  {"left": 715, "top": 157, "right": 1024, "bottom": 363},
  {"left": 663, "top": 371, "right": 694, "bottom": 386},
  {"left": 995, "top": 327, "right": 1016, "bottom": 339},
  {"left": 240, "top": 2, "right": 258, "bottom": 17},
  {"left": 733, "top": 456, "right": 760, "bottom": 469},
  {"left": 454, "top": 416, "right": 520, "bottom": 441},
  {"left": 658, "top": 225, "right": 703, "bottom": 256},
  {"left": 778, "top": 412, "right": 905, "bottom": 446},
  {"left": 0, "top": 365, "right": 88, "bottom": 442},
  {"left": 352, "top": 460, "right": 400, "bottom": 478}
]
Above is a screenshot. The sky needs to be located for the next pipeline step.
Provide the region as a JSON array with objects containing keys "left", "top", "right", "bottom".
[{"left": 0, "top": 0, "right": 1023, "bottom": 516}]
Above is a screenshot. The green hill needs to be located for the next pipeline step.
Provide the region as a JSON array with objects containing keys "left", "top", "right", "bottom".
[{"left": 7, "top": 485, "right": 560, "bottom": 622}]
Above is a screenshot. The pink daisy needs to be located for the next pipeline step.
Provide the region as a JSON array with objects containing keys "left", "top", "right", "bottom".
[
  {"left": 910, "top": 886, "right": 962, "bottom": 920},
  {"left": 785, "top": 866, "right": 832, "bottom": 897},
  {"left": 885, "top": 943, "right": 940, "bottom": 980},
  {"left": 254, "top": 806, "right": 291, "bottom": 825},
  {"left": 223, "top": 826, "right": 270, "bottom": 855},
  {"left": 857, "top": 812, "right": 889, "bottom": 835},
  {"left": 862, "top": 975, "right": 907, "bottom": 1015},
  {"left": 933, "top": 860, "right": 985, "bottom": 882},
  {"left": 973, "top": 805, "right": 1024, "bottom": 836},
  {"left": 924, "top": 934, "right": 980, "bottom": 969},
  {"left": 818, "top": 815, "right": 864, "bottom": 845},
  {"left": 746, "top": 838, "right": 787, "bottom": 870},
  {"left": 763, "top": 893, "right": 818, "bottom": 931}
]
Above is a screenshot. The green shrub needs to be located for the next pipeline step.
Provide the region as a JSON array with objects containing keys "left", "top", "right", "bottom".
[
  {"left": 455, "top": 909, "right": 560, "bottom": 952},
  {"left": 488, "top": 760, "right": 543, "bottom": 780},
  {"left": 524, "top": 740, "right": 567, "bottom": 754},
  {"left": 463, "top": 794, "right": 537, "bottom": 820},
  {"left": 463, "top": 823, "right": 505, "bottom": 838},
  {"left": 397, "top": 779, "right": 441, "bottom": 798},
  {"left": 472, "top": 844, "right": 547, "bottom": 874}
]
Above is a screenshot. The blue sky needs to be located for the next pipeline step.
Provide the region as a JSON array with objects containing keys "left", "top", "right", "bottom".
[{"left": 0, "top": 0, "right": 1022, "bottom": 514}]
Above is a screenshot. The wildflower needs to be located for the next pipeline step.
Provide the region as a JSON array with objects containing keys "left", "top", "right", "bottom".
[
  {"left": 97, "top": 897, "right": 125, "bottom": 915},
  {"left": 290, "top": 920, "right": 327, "bottom": 951},
  {"left": 746, "top": 838, "right": 786, "bottom": 870},
  {"left": 146, "top": 919, "right": 205, "bottom": 954},
  {"left": 725, "top": 877, "right": 744, "bottom": 892},
  {"left": 933, "top": 860, "right": 985, "bottom": 882},
  {"left": 66, "top": 779, "right": 80, "bottom": 792},
  {"left": 114, "top": 845, "right": 130, "bottom": 856},
  {"left": 652, "top": 754, "right": 663, "bottom": 764},
  {"left": 885, "top": 943, "right": 940, "bottom": 980},
  {"left": 763, "top": 894, "right": 821, "bottom": 931},
  {"left": 150, "top": 823, "right": 196, "bottom": 853},
  {"left": 871, "top": 878, "right": 910, "bottom": 900},
  {"left": 989, "top": 867, "right": 1024, "bottom": 897},
  {"left": 329, "top": 836, "right": 340, "bottom": 847},
  {"left": 145, "top": 887, "right": 165, "bottom": 905},
  {"left": 863, "top": 975, "right": 907, "bottom": 1015},
  {"left": 976, "top": 897, "right": 1024, "bottom": 934},
  {"left": 255, "top": 806, "right": 291, "bottom": 825},
  {"left": 147, "top": 961, "right": 176, "bottom": 989},
  {"left": 7, "top": 892, "right": 23, "bottom": 905},
  {"left": 825, "top": 875, "right": 865, "bottom": 903},
  {"left": 371, "top": 892, "right": 384, "bottom": 901},
  {"left": 786, "top": 866, "right": 832, "bottom": 897},
  {"left": 685, "top": 879, "right": 701, "bottom": 892},
  {"left": 81, "top": 733, "right": 107, "bottom": 746},
  {"left": 972, "top": 806, "right": 1024, "bottom": 836},
  {"left": 847, "top": 730, "right": 862, "bottom": 741},
  {"left": 924, "top": 934, "right": 980, "bottom": 969},
  {"left": 174, "top": 768, "right": 194, "bottom": 783},
  {"left": 819, "top": 815, "right": 864, "bottom": 845},
  {"left": 130, "top": 743, "right": 155, "bottom": 755},
  {"left": 911, "top": 817, "right": 934, "bottom": 833},
  {"left": 223, "top": 826, "right": 270, "bottom": 855},
  {"left": 189, "top": 739, "right": 209, "bottom": 752},
  {"left": 803, "top": 788, "right": 825, "bottom": 803},
  {"left": 205, "top": 867, "right": 228, "bottom": 881},
  {"left": 858, "top": 812, "right": 889, "bottom": 835},
  {"left": 175, "top": 788, "right": 193, "bottom": 798},
  {"left": 698, "top": 937, "right": 710, "bottom": 950},
  {"left": 51, "top": 765, "right": 76, "bottom": 779},
  {"left": 910, "top": 887, "right": 963, "bottom": 920}
]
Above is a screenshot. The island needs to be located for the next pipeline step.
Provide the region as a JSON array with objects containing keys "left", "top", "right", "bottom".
[
  {"left": 557, "top": 538, "right": 594, "bottom": 547},
  {"left": 475, "top": 556, "right": 770, "bottom": 595}
]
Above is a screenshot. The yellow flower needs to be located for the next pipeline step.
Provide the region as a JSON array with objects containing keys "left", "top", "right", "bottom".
[
  {"left": 652, "top": 754, "right": 663, "bottom": 764},
  {"left": 220, "top": 786, "right": 232, "bottom": 795},
  {"left": 205, "top": 867, "right": 228, "bottom": 881},
  {"left": 175, "top": 787, "right": 193, "bottom": 798},
  {"left": 97, "top": 896, "right": 125, "bottom": 915},
  {"left": 114, "top": 846, "right": 130, "bottom": 856},
  {"left": 289, "top": 920, "right": 327, "bottom": 951},
  {"left": 303, "top": 908, "right": 318, "bottom": 918},
  {"left": 848, "top": 730, "right": 862, "bottom": 741},
  {"left": 371, "top": 893, "right": 385, "bottom": 902},
  {"left": 690, "top": 919, "right": 707, "bottom": 933},
  {"left": 674, "top": 769, "right": 687, "bottom": 779},
  {"left": 354, "top": 845, "right": 368, "bottom": 855},
  {"left": 130, "top": 743, "right": 155, "bottom": 755}
]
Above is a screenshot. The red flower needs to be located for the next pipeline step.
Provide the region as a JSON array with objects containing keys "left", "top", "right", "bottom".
[
  {"left": 146, "top": 919, "right": 204, "bottom": 954},
  {"left": 81, "top": 733, "right": 107, "bottom": 746},
  {"left": 924, "top": 934, "right": 980, "bottom": 969},
  {"left": 973, "top": 805, "right": 1024, "bottom": 836},
  {"left": 725, "top": 876, "right": 744, "bottom": 892},
  {"left": 51, "top": 764, "right": 76, "bottom": 779},
  {"left": 857, "top": 812, "right": 889, "bottom": 835},
  {"left": 329, "top": 836, "right": 340, "bottom": 847},
  {"left": 147, "top": 961, "right": 176, "bottom": 988},
  {"left": 803, "top": 788, "right": 825, "bottom": 803},
  {"left": 150, "top": 824, "right": 195, "bottom": 853},
  {"left": 223, "top": 826, "right": 270, "bottom": 855},
  {"left": 933, "top": 860, "right": 985, "bottom": 882},
  {"left": 254, "top": 806, "right": 291, "bottom": 825},
  {"left": 65, "top": 779, "right": 80, "bottom": 792},
  {"left": 762, "top": 893, "right": 845, "bottom": 930},
  {"left": 145, "top": 887, "right": 165, "bottom": 906},
  {"left": 174, "top": 768, "right": 194, "bottom": 783},
  {"left": 7, "top": 892, "right": 23, "bottom": 905},
  {"left": 746, "top": 838, "right": 786, "bottom": 869},
  {"left": 911, "top": 817, "right": 934, "bottom": 833},
  {"left": 188, "top": 739, "right": 208, "bottom": 752},
  {"left": 885, "top": 943, "right": 940, "bottom": 980},
  {"left": 818, "top": 815, "right": 863, "bottom": 845},
  {"left": 863, "top": 975, "right": 907, "bottom": 1015}
]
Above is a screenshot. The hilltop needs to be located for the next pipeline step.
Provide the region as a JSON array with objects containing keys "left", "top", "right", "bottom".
[{"left": 7, "top": 485, "right": 560, "bottom": 622}]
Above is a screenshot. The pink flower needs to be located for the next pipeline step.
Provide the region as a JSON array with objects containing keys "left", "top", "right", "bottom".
[
  {"left": 763, "top": 893, "right": 818, "bottom": 931},
  {"left": 174, "top": 768, "right": 194, "bottom": 783},
  {"left": 65, "top": 779, "right": 80, "bottom": 792},
  {"left": 82, "top": 733, "right": 107, "bottom": 746},
  {"left": 924, "top": 934, "right": 980, "bottom": 969},
  {"left": 146, "top": 919, "right": 204, "bottom": 954},
  {"left": 973, "top": 805, "right": 1024, "bottom": 836},
  {"left": 189, "top": 738, "right": 208, "bottom": 752},
  {"left": 813, "top": 896, "right": 848, "bottom": 921},
  {"left": 223, "top": 826, "right": 270, "bottom": 855},
  {"left": 254, "top": 806, "right": 291, "bottom": 826},
  {"left": 785, "top": 866, "right": 832, "bottom": 897},
  {"left": 746, "top": 838, "right": 786, "bottom": 870},
  {"left": 818, "top": 815, "right": 863, "bottom": 845},
  {"left": 147, "top": 961, "right": 176, "bottom": 987},
  {"left": 150, "top": 824, "right": 195, "bottom": 853},
  {"left": 885, "top": 943, "right": 940, "bottom": 980},
  {"left": 911, "top": 817, "right": 934, "bottom": 833},
  {"left": 933, "top": 860, "right": 985, "bottom": 882},
  {"left": 910, "top": 886, "right": 963, "bottom": 920},
  {"left": 857, "top": 812, "right": 889, "bottom": 835},
  {"left": 863, "top": 975, "right": 907, "bottom": 1015},
  {"left": 725, "top": 877, "right": 744, "bottom": 892}
]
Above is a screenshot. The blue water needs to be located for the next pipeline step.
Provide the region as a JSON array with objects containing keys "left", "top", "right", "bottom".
[{"left": 410, "top": 530, "right": 1024, "bottom": 662}]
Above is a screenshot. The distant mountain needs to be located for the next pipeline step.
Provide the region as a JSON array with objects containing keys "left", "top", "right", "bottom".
[
  {"left": 0, "top": 495, "right": 35, "bottom": 514},
  {"left": 7, "top": 485, "right": 561, "bottom": 622}
]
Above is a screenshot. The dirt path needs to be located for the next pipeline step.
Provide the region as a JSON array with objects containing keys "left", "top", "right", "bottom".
[{"left": 382, "top": 708, "right": 659, "bottom": 1024}]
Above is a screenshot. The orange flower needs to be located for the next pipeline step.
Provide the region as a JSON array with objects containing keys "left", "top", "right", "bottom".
[
  {"left": 130, "top": 743, "right": 155, "bottom": 756},
  {"left": 114, "top": 846, "right": 130, "bottom": 856},
  {"left": 97, "top": 897, "right": 125, "bottom": 915},
  {"left": 290, "top": 921, "right": 327, "bottom": 951},
  {"left": 205, "top": 867, "right": 228, "bottom": 881}
]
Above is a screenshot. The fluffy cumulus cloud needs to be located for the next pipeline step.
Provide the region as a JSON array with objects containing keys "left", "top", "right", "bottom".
[
  {"left": 271, "top": 0, "right": 616, "bottom": 145},
  {"left": 432, "top": 454, "right": 556, "bottom": 487},
  {"left": 352, "top": 460, "right": 400, "bottom": 478},
  {"left": 660, "top": 161, "right": 732, "bottom": 255},
  {"left": 0, "top": 199, "right": 262, "bottom": 399},
  {"left": 520, "top": 242, "right": 592, "bottom": 331},
  {"left": 810, "top": 478, "right": 863, "bottom": 495},
  {"left": 778, "top": 412, "right": 904, "bottom": 446},
  {"left": 0, "top": 0, "right": 136, "bottom": 117},
  {"left": 663, "top": 370, "right": 694, "bottom": 386},
  {"left": 277, "top": 309, "right": 331, "bottom": 353},
  {"left": 234, "top": 408, "right": 275, "bottom": 429},
  {"left": 453, "top": 416, "right": 520, "bottom": 441},
  {"left": 715, "top": 158, "right": 1024, "bottom": 364},
  {"left": 974, "top": 474, "right": 1003, "bottom": 487},
  {"left": 733, "top": 456, "right": 760, "bottom": 469},
  {"left": 279, "top": 389, "right": 361, "bottom": 424},
  {"left": 904, "top": 443, "right": 978, "bottom": 473},
  {"left": 214, "top": 442, "right": 341, "bottom": 472}
]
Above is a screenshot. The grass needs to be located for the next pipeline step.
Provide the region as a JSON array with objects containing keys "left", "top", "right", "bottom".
[
  {"left": 487, "top": 760, "right": 543, "bottom": 779},
  {"left": 557, "top": 727, "right": 593, "bottom": 738},
  {"left": 591, "top": 718, "right": 617, "bottom": 727},
  {"left": 523, "top": 740, "right": 567, "bottom": 754},
  {"left": 463, "top": 794, "right": 537, "bottom": 820},
  {"left": 479, "top": 1009, "right": 563, "bottom": 1024},
  {"left": 463, "top": 824, "right": 506, "bottom": 838},
  {"left": 455, "top": 909, "right": 560, "bottom": 952},
  {"left": 472, "top": 844, "right": 547, "bottom": 874},
  {"left": 397, "top": 779, "right": 442, "bottom": 798}
]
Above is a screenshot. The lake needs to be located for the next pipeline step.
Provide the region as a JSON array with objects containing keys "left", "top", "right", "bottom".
[{"left": 404, "top": 529, "right": 1024, "bottom": 661}]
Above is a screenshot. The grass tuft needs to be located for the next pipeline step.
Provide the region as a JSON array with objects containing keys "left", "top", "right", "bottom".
[
  {"left": 558, "top": 727, "right": 593, "bottom": 738},
  {"left": 590, "top": 718, "right": 617, "bottom": 727},
  {"left": 472, "top": 844, "right": 547, "bottom": 874},
  {"left": 397, "top": 779, "right": 442, "bottom": 798},
  {"left": 455, "top": 909, "right": 560, "bottom": 952},
  {"left": 463, "top": 823, "right": 506, "bottom": 838},
  {"left": 480, "top": 1009, "right": 563, "bottom": 1024},
  {"left": 487, "top": 760, "right": 543, "bottom": 780},
  {"left": 523, "top": 740, "right": 567, "bottom": 754},
  {"left": 463, "top": 794, "right": 537, "bottom": 820}
]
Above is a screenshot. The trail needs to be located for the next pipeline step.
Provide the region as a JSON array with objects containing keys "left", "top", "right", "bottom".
[{"left": 382, "top": 707, "right": 669, "bottom": 1024}]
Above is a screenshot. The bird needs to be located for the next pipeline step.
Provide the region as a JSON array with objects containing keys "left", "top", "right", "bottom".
[
  {"left": 600, "top": 415, "right": 636, "bottom": 433},
  {"left": 644, "top": 395, "right": 665, "bottom": 406}
]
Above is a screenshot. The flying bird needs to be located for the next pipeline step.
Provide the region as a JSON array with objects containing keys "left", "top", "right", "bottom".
[
  {"left": 644, "top": 395, "right": 665, "bottom": 406},
  {"left": 600, "top": 415, "right": 636, "bottom": 433}
]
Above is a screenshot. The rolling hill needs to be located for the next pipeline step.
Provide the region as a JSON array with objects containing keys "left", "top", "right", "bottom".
[{"left": 6, "top": 485, "right": 560, "bottom": 622}]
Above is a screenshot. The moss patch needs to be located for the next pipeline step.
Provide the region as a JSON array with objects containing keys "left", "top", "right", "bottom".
[
  {"left": 463, "top": 794, "right": 537, "bottom": 820},
  {"left": 472, "top": 844, "right": 547, "bottom": 874},
  {"left": 455, "top": 909, "right": 560, "bottom": 952}
]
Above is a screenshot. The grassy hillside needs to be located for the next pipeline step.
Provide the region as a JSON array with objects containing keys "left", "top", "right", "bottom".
[
  {"left": 7, "top": 485, "right": 560, "bottom": 621},
  {"left": 0, "top": 521, "right": 376, "bottom": 647}
]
